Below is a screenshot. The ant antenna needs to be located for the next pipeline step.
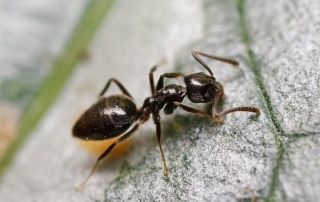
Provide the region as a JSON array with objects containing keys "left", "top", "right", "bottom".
[{"left": 192, "top": 50, "right": 239, "bottom": 76}]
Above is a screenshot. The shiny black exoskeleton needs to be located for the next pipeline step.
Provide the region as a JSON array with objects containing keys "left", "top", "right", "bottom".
[{"left": 72, "top": 50, "right": 260, "bottom": 189}]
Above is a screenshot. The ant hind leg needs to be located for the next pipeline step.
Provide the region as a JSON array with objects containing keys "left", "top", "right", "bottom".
[
  {"left": 75, "top": 122, "right": 141, "bottom": 190},
  {"left": 99, "top": 78, "right": 132, "bottom": 98}
]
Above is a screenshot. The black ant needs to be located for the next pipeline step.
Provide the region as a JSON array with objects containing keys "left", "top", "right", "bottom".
[{"left": 72, "top": 50, "right": 260, "bottom": 189}]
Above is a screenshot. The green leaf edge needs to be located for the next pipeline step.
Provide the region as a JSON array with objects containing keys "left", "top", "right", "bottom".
[
  {"left": 237, "top": 0, "right": 284, "bottom": 201},
  {"left": 0, "top": 0, "right": 115, "bottom": 178}
]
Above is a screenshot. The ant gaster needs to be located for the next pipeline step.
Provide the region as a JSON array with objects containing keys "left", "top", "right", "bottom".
[{"left": 72, "top": 50, "right": 260, "bottom": 189}]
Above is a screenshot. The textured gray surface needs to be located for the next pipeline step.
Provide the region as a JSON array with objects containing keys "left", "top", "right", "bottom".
[
  {"left": 104, "top": 1, "right": 273, "bottom": 201},
  {"left": 0, "top": 0, "right": 88, "bottom": 157},
  {"left": 0, "top": 0, "right": 88, "bottom": 106},
  {"left": 0, "top": 0, "right": 203, "bottom": 201},
  {"left": 245, "top": 0, "right": 320, "bottom": 201},
  {"left": 0, "top": 0, "right": 319, "bottom": 201}
]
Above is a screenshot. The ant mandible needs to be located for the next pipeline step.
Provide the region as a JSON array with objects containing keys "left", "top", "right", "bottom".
[{"left": 72, "top": 50, "right": 260, "bottom": 189}]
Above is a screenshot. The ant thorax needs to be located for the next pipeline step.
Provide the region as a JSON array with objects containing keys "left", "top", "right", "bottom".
[{"left": 142, "top": 84, "right": 186, "bottom": 114}]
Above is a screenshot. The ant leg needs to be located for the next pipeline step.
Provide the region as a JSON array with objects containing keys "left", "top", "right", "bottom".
[
  {"left": 99, "top": 78, "right": 132, "bottom": 98},
  {"left": 153, "top": 113, "right": 168, "bottom": 176},
  {"left": 192, "top": 50, "right": 239, "bottom": 76},
  {"left": 149, "top": 57, "right": 167, "bottom": 95},
  {"left": 155, "top": 72, "right": 185, "bottom": 91},
  {"left": 216, "top": 106, "right": 260, "bottom": 117},
  {"left": 149, "top": 65, "right": 158, "bottom": 95},
  {"left": 174, "top": 100, "right": 259, "bottom": 123},
  {"left": 173, "top": 102, "right": 223, "bottom": 123},
  {"left": 212, "top": 83, "right": 260, "bottom": 118},
  {"left": 75, "top": 122, "right": 141, "bottom": 190}
]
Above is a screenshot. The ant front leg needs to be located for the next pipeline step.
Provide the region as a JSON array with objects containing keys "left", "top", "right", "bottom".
[
  {"left": 173, "top": 102, "right": 224, "bottom": 123},
  {"left": 99, "top": 78, "right": 132, "bottom": 98},
  {"left": 191, "top": 50, "right": 259, "bottom": 120},
  {"left": 211, "top": 83, "right": 260, "bottom": 119}
]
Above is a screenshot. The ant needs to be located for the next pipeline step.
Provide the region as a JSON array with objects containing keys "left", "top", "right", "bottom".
[{"left": 72, "top": 50, "right": 260, "bottom": 189}]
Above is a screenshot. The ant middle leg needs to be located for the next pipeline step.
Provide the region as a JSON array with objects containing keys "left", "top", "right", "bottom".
[
  {"left": 153, "top": 113, "right": 168, "bottom": 176},
  {"left": 75, "top": 121, "right": 142, "bottom": 190},
  {"left": 149, "top": 57, "right": 167, "bottom": 95},
  {"left": 148, "top": 57, "right": 184, "bottom": 94},
  {"left": 99, "top": 78, "right": 132, "bottom": 98},
  {"left": 149, "top": 65, "right": 157, "bottom": 95},
  {"left": 155, "top": 72, "right": 185, "bottom": 91},
  {"left": 150, "top": 70, "right": 184, "bottom": 94},
  {"left": 173, "top": 100, "right": 259, "bottom": 124}
]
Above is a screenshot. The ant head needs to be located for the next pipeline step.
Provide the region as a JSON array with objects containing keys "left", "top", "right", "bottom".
[{"left": 184, "top": 72, "right": 219, "bottom": 103}]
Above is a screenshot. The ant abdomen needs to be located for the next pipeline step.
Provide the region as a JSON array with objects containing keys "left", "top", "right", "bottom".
[{"left": 72, "top": 95, "right": 138, "bottom": 140}]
